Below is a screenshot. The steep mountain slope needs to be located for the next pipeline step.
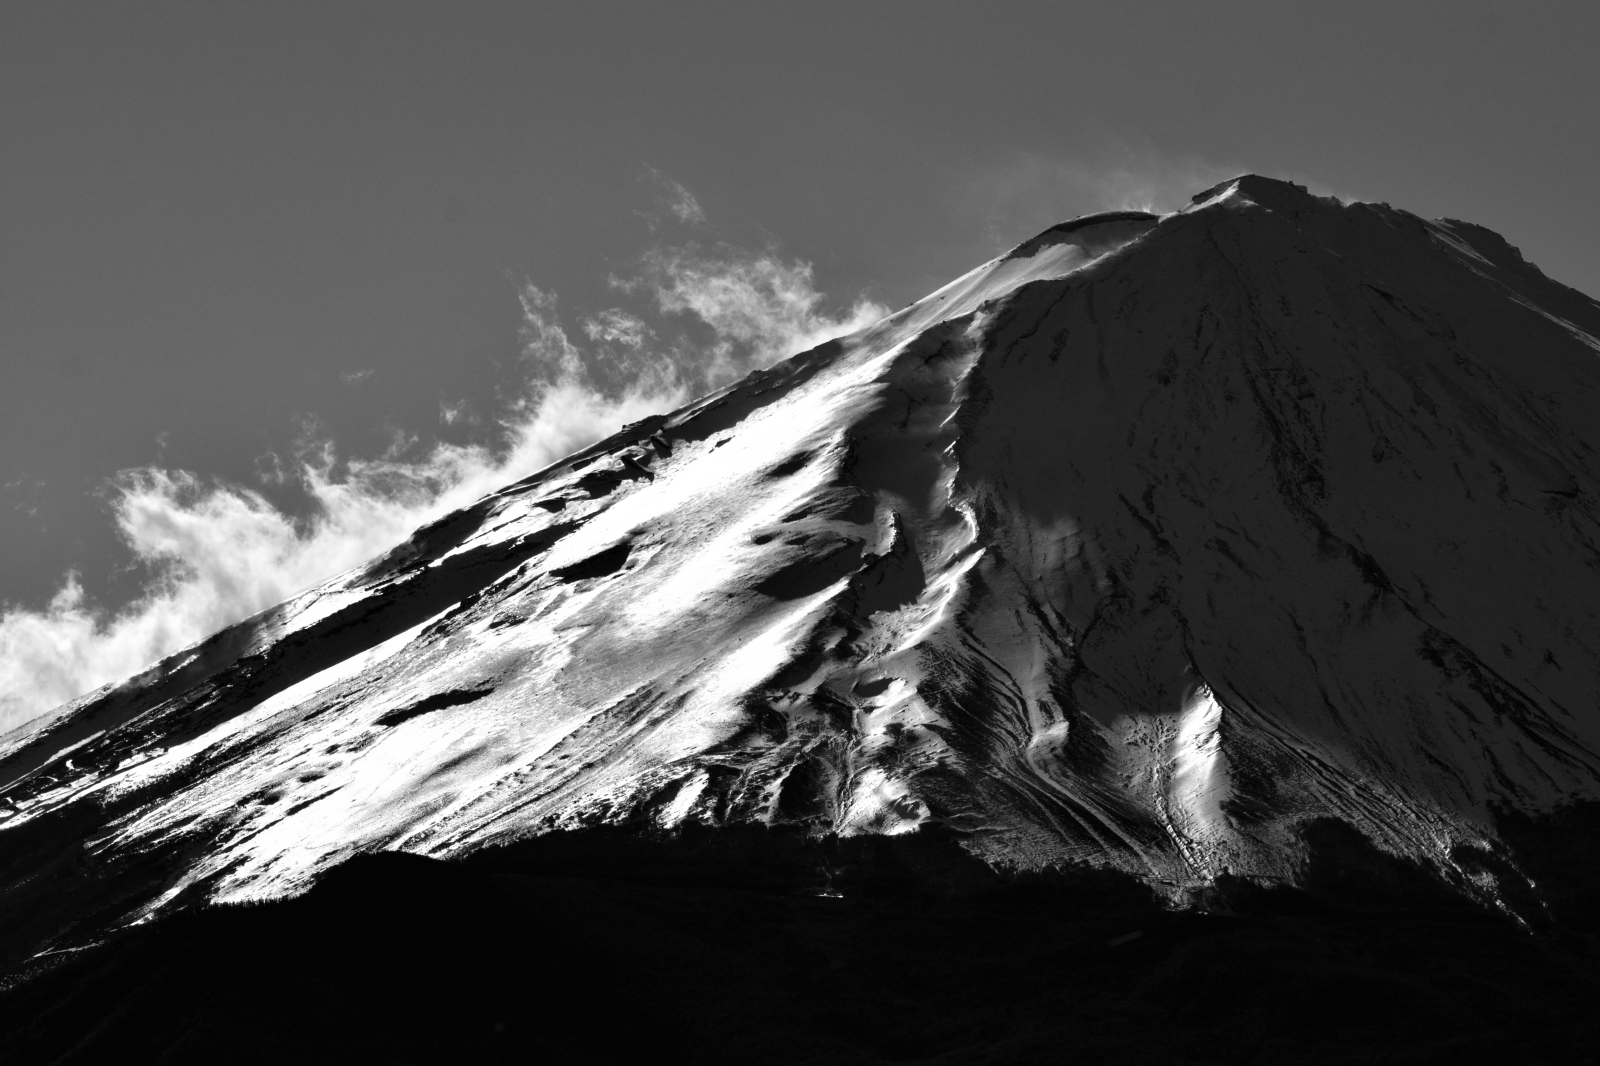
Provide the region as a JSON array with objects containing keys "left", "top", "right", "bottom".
[{"left": 4, "top": 178, "right": 1600, "bottom": 964}]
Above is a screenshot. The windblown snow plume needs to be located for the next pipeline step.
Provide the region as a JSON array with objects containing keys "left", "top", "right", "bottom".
[
  {"left": 0, "top": 244, "right": 885, "bottom": 729},
  {"left": 962, "top": 146, "right": 1328, "bottom": 252},
  {"left": 634, "top": 247, "right": 888, "bottom": 387}
]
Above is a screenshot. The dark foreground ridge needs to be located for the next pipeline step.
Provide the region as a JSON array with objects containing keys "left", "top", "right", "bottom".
[{"left": 5, "top": 811, "right": 1600, "bottom": 1065}]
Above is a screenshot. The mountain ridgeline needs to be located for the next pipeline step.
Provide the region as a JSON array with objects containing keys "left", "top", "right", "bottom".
[{"left": 5, "top": 176, "right": 1600, "bottom": 1011}]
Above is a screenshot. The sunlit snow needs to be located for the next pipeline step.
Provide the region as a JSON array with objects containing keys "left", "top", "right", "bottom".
[{"left": 5, "top": 178, "right": 1600, "bottom": 932}]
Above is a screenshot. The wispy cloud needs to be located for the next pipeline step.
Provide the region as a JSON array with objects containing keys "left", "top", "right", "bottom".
[
  {"left": 639, "top": 165, "right": 707, "bottom": 228},
  {"left": 629, "top": 246, "right": 888, "bottom": 389},
  {"left": 964, "top": 144, "right": 1244, "bottom": 251},
  {"left": 0, "top": 212, "right": 885, "bottom": 731}
]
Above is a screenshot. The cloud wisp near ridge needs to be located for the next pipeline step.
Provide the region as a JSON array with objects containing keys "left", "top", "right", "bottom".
[{"left": 0, "top": 219, "right": 888, "bottom": 731}]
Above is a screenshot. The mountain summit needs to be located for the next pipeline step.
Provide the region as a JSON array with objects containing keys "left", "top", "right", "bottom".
[{"left": 5, "top": 177, "right": 1600, "bottom": 965}]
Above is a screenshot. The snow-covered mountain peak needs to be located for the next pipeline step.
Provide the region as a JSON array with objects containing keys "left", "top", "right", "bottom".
[{"left": 4, "top": 180, "right": 1600, "bottom": 948}]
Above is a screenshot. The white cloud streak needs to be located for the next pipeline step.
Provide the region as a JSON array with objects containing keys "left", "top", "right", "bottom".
[
  {"left": 632, "top": 247, "right": 888, "bottom": 389},
  {"left": 0, "top": 235, "right": 884, "bottom": 731}
]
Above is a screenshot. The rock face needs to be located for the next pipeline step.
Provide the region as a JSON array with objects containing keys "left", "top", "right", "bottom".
[{"left": 4, "top": 177, "right": 1600, "bottom": 954}]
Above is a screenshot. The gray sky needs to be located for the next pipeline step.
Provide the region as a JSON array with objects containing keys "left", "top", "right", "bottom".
[{"left": 2, "top": 1, "right": 1597, "bottom": 719}]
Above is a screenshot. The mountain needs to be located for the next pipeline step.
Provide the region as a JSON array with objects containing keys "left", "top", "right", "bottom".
[{"left": 5, "top": 175, "right": 1600, "bottom": 1063}]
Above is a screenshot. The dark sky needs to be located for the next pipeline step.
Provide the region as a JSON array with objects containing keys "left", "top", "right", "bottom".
[{"left": 3, "top": 0, "right": 1597, "bottom": 619}]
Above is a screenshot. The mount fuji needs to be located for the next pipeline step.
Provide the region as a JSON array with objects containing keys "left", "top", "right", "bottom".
[{"left": 5, "top": 175, "right": 1600, "bottom": 1063}]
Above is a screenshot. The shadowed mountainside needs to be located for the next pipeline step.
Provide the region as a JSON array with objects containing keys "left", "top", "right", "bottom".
[
  {"left": 5, "top": 820, "right": 1600, "bottom": 1064},
  {"left": 4, "top": 179, "right": 1600, "bottom": 1051}
]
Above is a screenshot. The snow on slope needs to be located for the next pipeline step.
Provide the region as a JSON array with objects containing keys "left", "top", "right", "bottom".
[{"left": 4, "top": 178, "right": 1600, "bottom": 934}]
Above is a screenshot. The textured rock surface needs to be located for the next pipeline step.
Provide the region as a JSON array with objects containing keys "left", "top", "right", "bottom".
[{"left": 4, "top": 177, "right": 1600, "bottom": 961}]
